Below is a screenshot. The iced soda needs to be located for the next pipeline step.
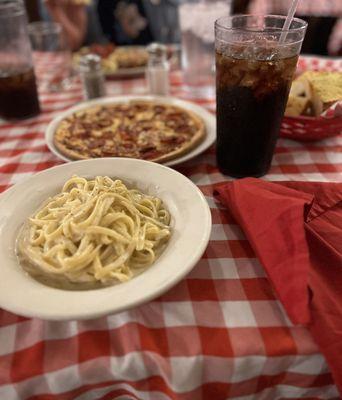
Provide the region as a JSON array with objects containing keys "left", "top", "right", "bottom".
[
  {"left": 0, "top": 67, "right": 40, "bottom": 120},
  {"left": 215, "top": 15, "right": 307, "bottom": 177}
]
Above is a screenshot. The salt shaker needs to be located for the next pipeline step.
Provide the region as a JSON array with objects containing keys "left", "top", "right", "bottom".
[
  {"left": 146, "top": 43, "right": 170, "bottom": 96},
  {"left": 79, "top": 54, "right": 106, "bottom": 100}
]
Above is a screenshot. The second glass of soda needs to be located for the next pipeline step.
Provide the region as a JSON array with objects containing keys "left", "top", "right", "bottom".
[{"left": 0, "top": 0, "right": 40, "bottom": 120}]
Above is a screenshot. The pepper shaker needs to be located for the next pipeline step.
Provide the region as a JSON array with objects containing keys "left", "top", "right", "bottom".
[
  {"left": 79, "top": 54, "right": 106, "bottom": 100},
  {"left": 146, "top": 43, "right": 170, "bottom": 96}
]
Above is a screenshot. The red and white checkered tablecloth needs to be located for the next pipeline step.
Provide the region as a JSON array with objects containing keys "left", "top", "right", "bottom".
[{"left": 0, "top": 56, "right": 341, "bottom": 400}]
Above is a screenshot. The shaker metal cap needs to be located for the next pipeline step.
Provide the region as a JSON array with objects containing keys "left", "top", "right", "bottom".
[
  {"left": 79, "top": 54, "right": 102, "bottom": 71},
  {"left": 147, "top": 43, "right": 167, "bottom": 57}
]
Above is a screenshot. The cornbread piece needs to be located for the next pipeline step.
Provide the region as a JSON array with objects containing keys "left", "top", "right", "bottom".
[
  {"left": 53, "top": 101, "right": 206, "bottom": 162},
  {"left": 285, "top": 79, "right": 312, "bottom": 117},
  {"left": 299, "top": 71, "right": 342, "bottom": 115},
  {"left": 285, "top": 96, "right": 310, "bottom": 117},
  {"left": 289, "top": 79, "right": 312, "bottom": 98}
]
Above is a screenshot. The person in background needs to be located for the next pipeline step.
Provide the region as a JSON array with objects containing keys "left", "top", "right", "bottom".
[
  {"left": 143, "top": 0, "right": 180, "bottom": 44},
  {"left": 97, "top": 0, "right": 180, "bottom": 46},
  {"left": 248, "top": 0, "right": 342, "bottom": 56},
  {"left": 40, "top": 0, "right": 105, "bottom": 50},
  {"left": 41, "top": 0, "right": 180, "bottom": 50},
  {"left": 329, "top": 19, "right": 342, "bottom": 56}
]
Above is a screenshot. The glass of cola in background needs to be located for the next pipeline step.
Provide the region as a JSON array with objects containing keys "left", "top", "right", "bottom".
[
  {"left": 0, "top": 0, "right": 40, "bottom": 120},
  {"left": 215, "top": 15, "right": 307, "bottom": 177}
]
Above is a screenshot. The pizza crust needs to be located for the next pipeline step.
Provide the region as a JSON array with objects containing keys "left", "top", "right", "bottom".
[
  {"left": 53, "top": 139, "right": 94, "bottom": 161},
  {"left": 148, "top": 108, "right": 205, "bottom": 163},
  {"left": 53, "top": 100, "right": 206, "bottom": 163}
]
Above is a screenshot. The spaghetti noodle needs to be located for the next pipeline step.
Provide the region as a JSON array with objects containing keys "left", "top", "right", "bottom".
[{"left": 17, "top": 176, "right": 171, "bottom": 289}]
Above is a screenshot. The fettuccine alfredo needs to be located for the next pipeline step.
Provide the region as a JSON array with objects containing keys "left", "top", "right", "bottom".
[{"left": 17, "top": 176, "right": 171, "bottom": 289}]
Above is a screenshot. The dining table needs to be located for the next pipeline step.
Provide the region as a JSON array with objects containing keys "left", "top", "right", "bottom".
[{"left": 0, "top": 55, "right": 341, "bottom": 400}]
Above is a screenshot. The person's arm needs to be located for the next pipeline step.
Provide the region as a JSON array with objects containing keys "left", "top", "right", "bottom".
[
  {"left": 45, "top": 0, "right": 87, "bottom": 50},
  {"left": 328, "top": 18, "right": 342, "bottom": 56}
]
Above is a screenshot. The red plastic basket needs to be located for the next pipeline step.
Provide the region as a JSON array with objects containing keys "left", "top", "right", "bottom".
[{"left": 280, "top": 115, "right": 342, "bottom": 142}]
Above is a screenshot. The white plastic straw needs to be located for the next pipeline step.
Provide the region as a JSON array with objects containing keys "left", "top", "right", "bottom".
[{"left": 279, "top": 0, "right": 299, "bottom": 44}]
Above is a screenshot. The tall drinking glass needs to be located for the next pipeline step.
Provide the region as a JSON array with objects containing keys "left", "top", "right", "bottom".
[
  {"left": 215, "top": 15, "right": 307, "bottom": 177},
  {"left": 28, "top": 22, "right": 73, "bottom": 92},
  {"left": 179, "top": 0, "right": 232, "bottom": 99},
  {"left": 0, "top": 0, "right": 40, "bottom": 120}
]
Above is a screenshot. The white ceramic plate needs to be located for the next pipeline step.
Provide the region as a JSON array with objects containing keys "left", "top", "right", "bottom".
[
  {"left": 45, "top": 95, "right": 216, "bottom": 167},
  {"left": 0, "top": 158, "right": 211, "bottom": 320},
  {"left": 105, "top": 66, "right": 146, "bottom": 79}
]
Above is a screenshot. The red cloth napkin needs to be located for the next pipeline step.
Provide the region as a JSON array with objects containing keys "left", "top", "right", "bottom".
[{"left": 213, "top": 178, "right": 342, "bottom": 394}]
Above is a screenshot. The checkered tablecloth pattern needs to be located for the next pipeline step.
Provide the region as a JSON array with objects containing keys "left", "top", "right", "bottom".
[{"left": 0, "top": 56, "right": 341, "bottom": 400}]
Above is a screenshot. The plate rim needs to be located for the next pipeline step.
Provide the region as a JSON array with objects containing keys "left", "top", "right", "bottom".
[
  {"left": 0, "top": 158, "right": 212, "bottom": 320},
  {"left": 104, "top": 66, "right": 146, "bottom": 78},
  {"left": 73, "top": 45, "right": 147, "bottom": 78},
  {"left": 45, "top": 95, "right": 216, "bottom": 168}
]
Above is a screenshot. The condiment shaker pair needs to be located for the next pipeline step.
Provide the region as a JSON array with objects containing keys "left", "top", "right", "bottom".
[{"left": 79, "top": 43, "right": 170, "bottom": 100}]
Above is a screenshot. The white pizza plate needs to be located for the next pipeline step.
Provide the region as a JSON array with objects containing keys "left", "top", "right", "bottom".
[
  {"left": 0, "top": 158, "right": 211, "bottom": 320},
  {"left": 45, "top": 95, "right": 216, "bottom": 167}
]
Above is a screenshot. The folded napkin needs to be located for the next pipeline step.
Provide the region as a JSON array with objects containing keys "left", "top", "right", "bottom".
[{"left": 214, "top": 178, "right": 342, "bottom": 394}]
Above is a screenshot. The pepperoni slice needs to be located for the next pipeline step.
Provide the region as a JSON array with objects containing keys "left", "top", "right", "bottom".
[{"left": 141, "top": 150, "right": 162, "bottom": 160}]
